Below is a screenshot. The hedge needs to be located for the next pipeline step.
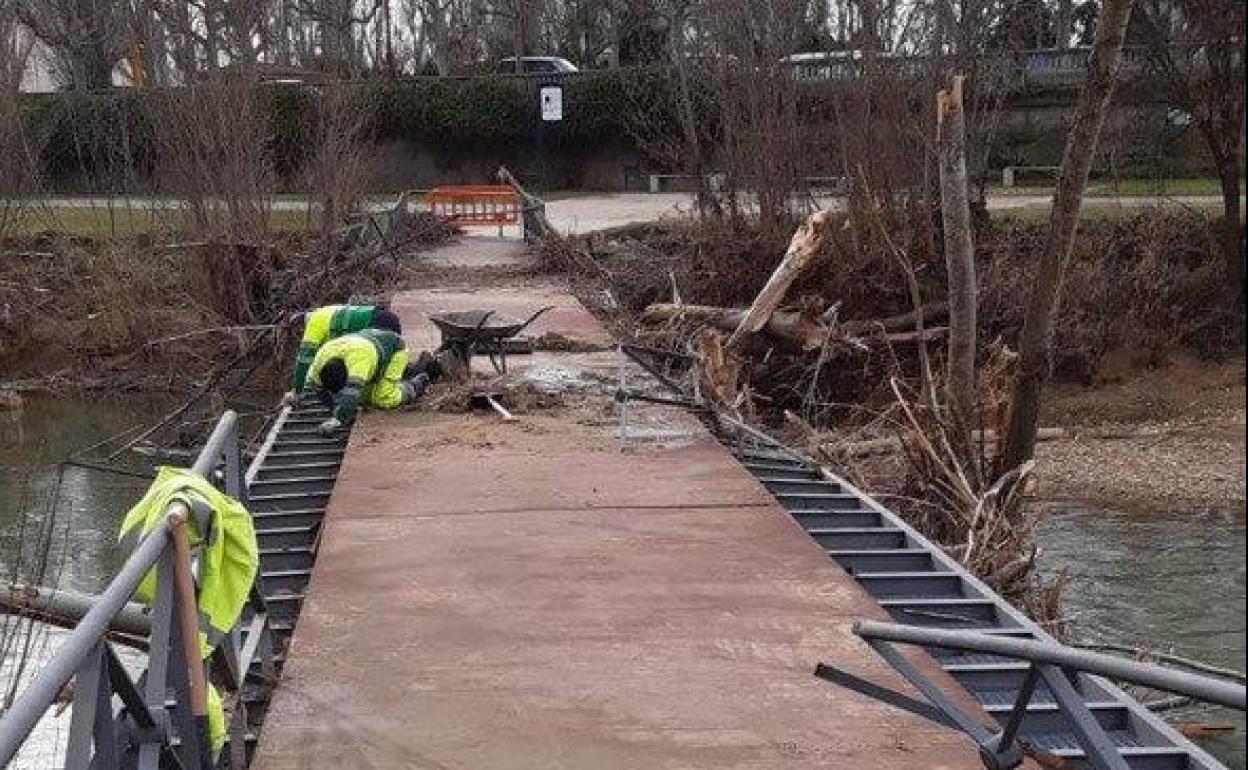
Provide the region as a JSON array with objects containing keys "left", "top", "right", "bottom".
[{"left": 18, "top": 69, "right": 700, "bottom": 188}]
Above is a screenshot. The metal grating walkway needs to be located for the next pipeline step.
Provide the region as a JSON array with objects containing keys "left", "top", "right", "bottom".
[
  {"left": 727, "top": 437, "right": 1227, "bottom": 770},
  {"left": 235, "top": 399, "right": 348, "bottom": 759}
]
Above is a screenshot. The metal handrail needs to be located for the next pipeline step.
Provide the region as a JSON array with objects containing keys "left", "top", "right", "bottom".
[
  {"left": 0, "top": 515, "right": 176, "bottom": 761},
  {"left": 856, "top": 621, "right": 1247, "bottom": 711},
  {"left": 840, "top": 620, "right": 1246, "bottom": 770},
  {"left": 0, "top": 410, "right": 248, "bottom": 768}
]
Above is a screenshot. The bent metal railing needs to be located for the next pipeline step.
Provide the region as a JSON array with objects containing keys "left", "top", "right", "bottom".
[
  {"left": 0, "top": 410, "right": 275, "bottom": 769},
  {"left": 820, "top": 621, "right": 1247, "bottom": 770}
]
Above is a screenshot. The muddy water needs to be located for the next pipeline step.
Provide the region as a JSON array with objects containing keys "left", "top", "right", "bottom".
[
  {"left": 1, "top": 394, "right": 159, "bottom": 594},
  {"left": 1, "top": 394, "right": 162, "bottom": 767},
  {"left": 1040, "top": 501, "right": 1247, "bottom": 768}
]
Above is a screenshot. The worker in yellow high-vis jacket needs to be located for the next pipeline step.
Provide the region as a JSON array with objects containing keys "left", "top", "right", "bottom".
[
  {"left": 287, "top": 304, "right": 403, "bottom": 396},
  {"left": 118, "top": 467, "right": 259, "bottom": 759},
  {"left": 303, "top": 328, "right": 435, "bottom": 436}
]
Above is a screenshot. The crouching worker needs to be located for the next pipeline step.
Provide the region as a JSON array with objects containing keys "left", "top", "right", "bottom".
[
  {"left": 118, "top": 466, "right": 259, "bottom": 762},
  {"left": 288, "top": 303, "right": 403, "bottom": 397},
  {"left": 306, "top": 328, "right": 429, "bottom": 436}
]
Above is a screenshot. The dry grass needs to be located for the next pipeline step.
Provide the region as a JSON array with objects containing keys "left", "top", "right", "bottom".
[
  {"left": 2, "top": 204, "right": 318, "bottom": 239},
  {"left": 0, "top": 213, "right": 459, "bottom": 390}
]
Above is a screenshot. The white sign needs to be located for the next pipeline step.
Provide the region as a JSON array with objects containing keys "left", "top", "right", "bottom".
[{"left": 540, "top": 86, "right": 563, "bottom": 122}]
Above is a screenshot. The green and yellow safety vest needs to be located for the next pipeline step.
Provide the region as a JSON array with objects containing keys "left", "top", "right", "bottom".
[
  {"left": 118, "top": 467, "right": 259, "bottom": 756},
  {"left": 292, "top": 304, "right": 377, "bottom": 391},
  {"left": 307, "top": 328, "right": 409, "bottom": 424}
]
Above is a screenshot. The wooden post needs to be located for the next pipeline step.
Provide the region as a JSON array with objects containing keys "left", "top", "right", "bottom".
[
  {"left": 168, "top": 507, "right": 212, "bottom": 766},
  {"left": 937, "top": 74, "right": 977, "bottom": 448}
]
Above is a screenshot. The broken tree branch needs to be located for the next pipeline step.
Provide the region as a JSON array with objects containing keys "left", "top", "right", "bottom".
[
  {"left": 726, "top": 209, "right": 837, "bottom": 350},
  {"left": 937, "top": 73, "right": 978, "bottom": 450}
]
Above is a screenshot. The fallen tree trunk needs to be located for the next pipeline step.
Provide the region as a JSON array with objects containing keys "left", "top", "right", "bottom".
[
  {"left": 644, "top": 303, "right": 825, "bottom": 349},
  {"left": 727, "top": 210, "right": 837, "bottom": 349},
  {"left": 838, "top": 301, "right": 949, "bottom": 334},
  {"left": 644, "top": 302, "right": 946, "bottom": 351}
]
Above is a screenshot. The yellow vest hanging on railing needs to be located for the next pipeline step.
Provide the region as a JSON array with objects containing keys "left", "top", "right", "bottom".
[{"left": 118, "top": 466, "right": 260, "bottom": 755}]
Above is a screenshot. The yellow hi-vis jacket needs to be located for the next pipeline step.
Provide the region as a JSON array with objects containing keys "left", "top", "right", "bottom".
[
  {"left": 291, "top": 305, "right": 377, "bottom": 391},
  {"left": 306, "top": 329, "right": 409, "bottom": 424},
  {"left": 119, "top": 467, "right": 260, "bottom": 756}
]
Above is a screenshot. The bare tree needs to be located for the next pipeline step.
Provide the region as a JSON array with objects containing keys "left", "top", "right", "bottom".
[
  {"left": 17, "top": 0, "right": 130, "bottom": 90},
  {"left": 937, "top": 74, "right": 977, "bottom": 451},
  {"left": 1000, "top": 0, "right": 1135, "bottom": 475},
  {"left": 153, "top": 71, "right": 274, "bottom": 242},
  {"left": 302, "top": 85, "right": 379, "bottom": 237},
  {"left": 402, "top": 0, "right": 492, "bottom": 73},
  {"left": 701, "top": 0, "right": 809, "bottom": 237},
  {"left": 1, "top": 1, "right": 40, "bottom": 237},
  {"left": 1136, "top": 0, "right": 1245, "bottom": 306}
]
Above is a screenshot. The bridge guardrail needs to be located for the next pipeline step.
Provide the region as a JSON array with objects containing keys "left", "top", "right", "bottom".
[
  {"left": 0, "top": 410, "right": 274, "bottom": 770},
  {"left": 821, "top": 621, "right": 1246, "bottom": 770}
]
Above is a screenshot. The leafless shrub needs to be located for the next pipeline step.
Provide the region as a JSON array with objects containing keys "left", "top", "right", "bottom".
[
  {"left": 301, "top": 86, "right": 380, "bottom": 240},
  {"left": 980, "top": 209, "right": 1235, "bottom": 381},
  {"left": 153, "top": 72, "right": 275, "bottom": 243},
  {"left": 150, "top": 71, "right": 278, "bottom": 323},
  {"left": 0, "top": 3, "right": 41, "bottom": 238}
]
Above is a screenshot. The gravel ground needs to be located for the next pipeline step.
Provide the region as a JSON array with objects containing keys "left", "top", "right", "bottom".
[
  {"left": 1034, "top": 357, "right": 1246, "bottom": 513},
  {"left": 1035, "top": 423, "right": 1245, "bottom": 512}
]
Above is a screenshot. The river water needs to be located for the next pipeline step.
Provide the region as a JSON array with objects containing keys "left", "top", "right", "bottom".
[
  {"left": 1039, "top": 500, "right": 1247, "bottom": 768},
  {"left": 1, "top": 395, "right": 1245, "bottom": 766}
]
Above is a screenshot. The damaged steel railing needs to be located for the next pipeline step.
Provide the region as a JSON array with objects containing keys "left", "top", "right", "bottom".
[
  {"left": 0, "top": 410, "right": 275, "bottom": 769},
  {"left": 819, "top": 621, "right": 1246, "bottom": 770}
]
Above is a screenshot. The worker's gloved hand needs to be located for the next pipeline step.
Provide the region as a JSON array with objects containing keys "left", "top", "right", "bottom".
[
  {"left": 281, "top": 390, "right": 299, "bottom": 407},
  {"left": 318, "top": 417, "right": 343, "bottom": 437}
]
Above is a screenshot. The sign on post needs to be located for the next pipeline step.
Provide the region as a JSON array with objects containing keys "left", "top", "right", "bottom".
[{"left": 540, "top": 86, "right": 563, "bottom": 122}]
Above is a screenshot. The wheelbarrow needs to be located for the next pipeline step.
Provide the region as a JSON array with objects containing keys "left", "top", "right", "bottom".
[{"left": 430, "top": 306, "right": 555, "bottom": 374}]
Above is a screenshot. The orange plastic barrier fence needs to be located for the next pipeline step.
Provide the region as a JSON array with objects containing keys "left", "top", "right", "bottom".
[{"left": 424, "top": 186, "right": 522, "bottom": 227}]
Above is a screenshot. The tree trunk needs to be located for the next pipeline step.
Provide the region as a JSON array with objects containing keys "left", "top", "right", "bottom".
[
  {"left": 937, "top": 74, "right": 977, "bottom": 447},
  {"left": 1217, "top": 158, "right": 1245, "bottom": 308},
  {"left": 1000, "top": 0, "right": 1134, "bottom": 475},
  {"left": 1055, "top": 0, "right": 1073, "bottom": 48},
  {"left": 668, "top": 10, "right": 714, "bottom": 216},
  {"left": 513, "top": 0, "right": 530, "bottom": 72}
]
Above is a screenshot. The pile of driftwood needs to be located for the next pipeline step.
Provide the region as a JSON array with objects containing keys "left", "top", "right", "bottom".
[
  {"left": 639, "top": 209, "right": 948, "bottom": 418},
  {"left": 637, "top": 206, "right": 1060, "bottom": 623},
  {"left": 641, "top": 210, "right": 947, "bottom": 355}
]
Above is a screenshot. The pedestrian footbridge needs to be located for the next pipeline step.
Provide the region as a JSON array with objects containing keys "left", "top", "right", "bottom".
[{"left": 0, "top": 240, "right": 1241, "bottom": 770}]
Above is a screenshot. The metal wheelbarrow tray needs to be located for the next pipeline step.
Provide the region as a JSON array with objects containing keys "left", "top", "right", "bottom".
[{"left": 430, "top": 306, "right": 555, "bottom": 373}]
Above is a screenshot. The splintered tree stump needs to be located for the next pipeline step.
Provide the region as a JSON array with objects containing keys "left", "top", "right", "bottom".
[{"left": 727, "top": 209, "right": 838, "bottom": 349}]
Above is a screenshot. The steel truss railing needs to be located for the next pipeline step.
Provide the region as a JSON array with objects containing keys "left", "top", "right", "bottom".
[
  {"left": 0, "top": 410, "right": 276, "bottom": 769},
  {"left": 820, "top": 620, "right": 1247, "bottom": 770}
]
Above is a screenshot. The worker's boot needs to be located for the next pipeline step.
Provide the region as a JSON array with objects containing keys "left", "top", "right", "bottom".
[
  {"left": 404, "top": 351, "right": 447, "bottom": 383},
  {"left": 400, "top": 373, "right": 431, "bottom": 405}
]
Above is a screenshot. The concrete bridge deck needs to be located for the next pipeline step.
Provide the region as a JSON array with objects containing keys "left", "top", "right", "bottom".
[{"left": 250, "top": 240, "right": 982, "bottom": 769}]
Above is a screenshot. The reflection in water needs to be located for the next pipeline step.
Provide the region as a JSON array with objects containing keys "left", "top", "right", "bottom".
[
  {"left": 1040, "top": 501, "right": 1247, "bottom": 768},
  {"left": 1, "top": 394, "right": 159, "bottom": 594},
  {"left": 1, "top": 394, "right": 162, "bottom": 767}
]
